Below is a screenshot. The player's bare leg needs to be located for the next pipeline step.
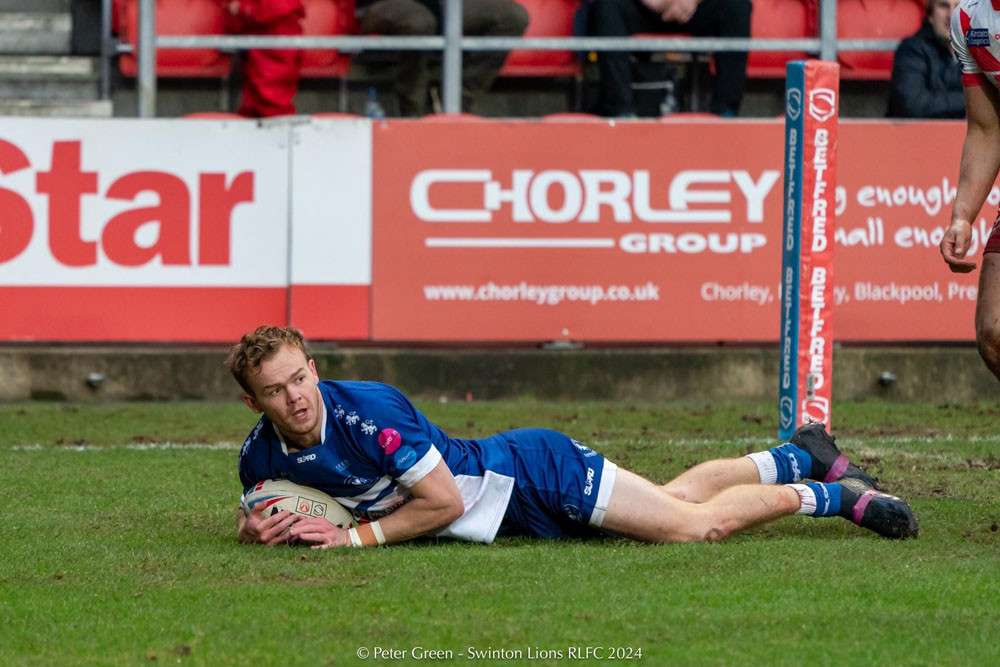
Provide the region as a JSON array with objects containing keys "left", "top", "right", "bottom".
[
  {"left": 660, "top": 423, "right": 879, "bottom": 503},
  {"left": 601, "top": 466, "right": 918, "bottom": 542},
  {"left": 661, "top": 457, "right": 760, "bottom": 503},
  {"left": 602, "top": 468, "right": 801, "bottom": 543},
  {"left": 975, "top": 253, "right": 1000, "bottom": 381}
]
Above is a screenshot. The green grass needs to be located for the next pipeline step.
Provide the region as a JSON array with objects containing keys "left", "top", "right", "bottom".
[{"left": 2, "top": 399, "right": 999, "bottom": 666}]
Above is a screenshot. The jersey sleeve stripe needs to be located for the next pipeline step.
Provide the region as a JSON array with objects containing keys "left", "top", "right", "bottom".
[
  {"left": 964, "top": 72, "right": 990, "bottom": 86},
  {"left": 397, "top": 444, "right": 443, "bottom": 487}
]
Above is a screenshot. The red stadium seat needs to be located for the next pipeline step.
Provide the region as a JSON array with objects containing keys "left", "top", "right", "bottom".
[
  {"left": 837, "top": 0, "right": 924, "bottom": 80},
  {"left": 117, "top": 0, "right": 232, "bottom": 78},
  {"left": 747, "top": 0, "right": 812, "bottom": 78},
  {"left": 300, "top": 0, "right": 355, "bottom": 78},
  {"left": 501, "top": 0, "right": 582, "bottom": 78}
]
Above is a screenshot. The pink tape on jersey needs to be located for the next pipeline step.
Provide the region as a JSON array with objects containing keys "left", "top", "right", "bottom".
[{"left": 378, "top": 428, "right": 402, "bottom": 454}]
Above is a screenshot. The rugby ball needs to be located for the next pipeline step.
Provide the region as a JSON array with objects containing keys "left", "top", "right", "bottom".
[{"left": 242, "top": 479, "right": 357, "bottom": 529}]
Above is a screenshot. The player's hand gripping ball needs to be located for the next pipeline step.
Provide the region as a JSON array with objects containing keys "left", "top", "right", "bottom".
[{"left": 242, "top": 479, "right": 357, "bottom": 529}]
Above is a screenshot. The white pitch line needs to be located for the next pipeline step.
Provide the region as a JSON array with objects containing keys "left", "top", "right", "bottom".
[{"left": 8, "top": 442, "right": 240, "bottom": 451}]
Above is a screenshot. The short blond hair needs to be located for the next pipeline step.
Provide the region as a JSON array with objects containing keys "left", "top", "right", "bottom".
[{"left": 226, "top": 325, "right": 310, "bottom": 395}]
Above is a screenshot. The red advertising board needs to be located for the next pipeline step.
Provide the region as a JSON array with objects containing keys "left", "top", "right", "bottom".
[
  {"left": 372, "top": 120, "right": 786, "bottom": 342},
  {"left": 0, "top": 117, "right": 990, "bottom": 344},
  {"left": 371, "top": 119, "right": 986, "bottom": 343},
  {"left": 0, "top": 118, "right": 372, "bottom": 343},
  {"left": 836, "top": 121, "right": 977, "bottom": 340}
]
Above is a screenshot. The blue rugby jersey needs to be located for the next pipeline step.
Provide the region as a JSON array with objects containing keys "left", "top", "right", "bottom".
[{"left": 238, "top": 380, "right": 516, "bottom": 543}]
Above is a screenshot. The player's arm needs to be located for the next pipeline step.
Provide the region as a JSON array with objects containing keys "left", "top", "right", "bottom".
[
  {"left": 236, "top": 503, "right": 302, "bottom": 546},
  {"left": 943, "top": 83, "right": 1000, "bottom": 272},
  {"left": 288, "top": 459, "right": 465, "bottom": 548}
]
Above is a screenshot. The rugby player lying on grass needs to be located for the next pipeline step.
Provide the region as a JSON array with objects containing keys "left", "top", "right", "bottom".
[{"left": 230, "top": 326, "right": 918, "bottom": 548}]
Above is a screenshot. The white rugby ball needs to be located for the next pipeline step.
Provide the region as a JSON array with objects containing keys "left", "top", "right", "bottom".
[{"left": 242, "top": 479, "right": 357, "bottom": 529}]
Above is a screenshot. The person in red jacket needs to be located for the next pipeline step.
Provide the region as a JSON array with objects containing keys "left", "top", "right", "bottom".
[{"left": 223, "top": 0, "right": 305, "bottom": 117}]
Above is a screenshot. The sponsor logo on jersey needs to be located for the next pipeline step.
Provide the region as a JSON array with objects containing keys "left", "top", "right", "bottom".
[
  {"left": 361, "top": 419, "right": 377, "bottom": 435},
  {"left": 348, "top": 477, "right": 373, "bottom": 486},
  {"left": 967, "top": 28, "right": 990, "bottom": 47},
  {"left": 394, "top": 446, "right": 417, "bottom": 468},
  {"left": 241, "top": 420, "right": 265, "bottom": 458},
  {"left": 378, "top": 428, "right": 402, "bottom": 454},
  {"left": 563, "top": 504, "right": 583, "bottom": 522},
  {"left": 345, "top": 411, "right": 360, "bottom": 425},
  {"left": 571, "top": 438, "right": 598, "bottom": 457},
  {"left": 296, "top": 453, "right": 317, "bottom": 464},
  {"left": 584, "top": 467, "right": 595, "bottom": 496},
  {"left": 334, "top": 404, "right": 346, "bottom": 420}
]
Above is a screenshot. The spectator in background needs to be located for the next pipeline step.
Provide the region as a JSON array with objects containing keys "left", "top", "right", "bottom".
[
  {"left": 223, "top": 0, "right": 305, "bottom": 117},
  {"left": 587, "top": 0, "right": 751, "bottom": 117},
  {"left": 888, "top": 0, "right": 963, "bottom": 118},
  {"left": 356, "top": 0, "right": 529, "bottom": 116}
]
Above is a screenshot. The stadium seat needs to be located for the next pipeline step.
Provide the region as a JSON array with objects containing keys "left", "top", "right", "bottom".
[
  {"left": 117, "top": 0, "right": 232, "bottom": 78},
  {"left": 300, "top": 0, "right": 355, "bottom": 79},
  {"left": 837, "top": 0, "right": 924, "bottom": 80},
  {"left": 747, "top": 0, "right": 812, "bottom": 78},
  {"left": 500, "top": 0, "right": 581, "bottom": 78}
]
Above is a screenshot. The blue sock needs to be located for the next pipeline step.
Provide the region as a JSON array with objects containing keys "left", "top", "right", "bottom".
[
  {"left": 768, "top": 443, "right": 813, "bottom": 484},
  {"left": 792, "top": 482, "right": 844, "bottom": 517}
]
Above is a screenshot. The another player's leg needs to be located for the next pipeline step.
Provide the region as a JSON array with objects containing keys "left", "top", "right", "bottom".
[{"left": 975, "top": 253, "right": 1000, "bottom": 381}]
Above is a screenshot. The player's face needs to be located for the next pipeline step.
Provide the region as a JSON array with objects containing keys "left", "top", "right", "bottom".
[
  {"left": 243, "top": 345, "right": 323, "bottom": 448},
  {"left": 929, "top": 0, "right": 956, "bottom": 41}
]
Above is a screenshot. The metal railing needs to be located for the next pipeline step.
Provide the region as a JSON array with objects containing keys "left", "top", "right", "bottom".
[{"left": 104, "top": 0, "right": 903, "bottom": 118}]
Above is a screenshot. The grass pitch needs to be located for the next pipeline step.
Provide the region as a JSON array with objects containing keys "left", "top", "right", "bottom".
[{"left": 2, "top": 399, "right": 999, "bottom": 666}]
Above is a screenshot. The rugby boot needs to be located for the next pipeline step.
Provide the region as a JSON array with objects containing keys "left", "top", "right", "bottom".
[
  {"left": 790, "top": 422, "right": 880, "bottom": 489},
  {"left": 837, "top": 478, "right": 919, "bottom": 540}
]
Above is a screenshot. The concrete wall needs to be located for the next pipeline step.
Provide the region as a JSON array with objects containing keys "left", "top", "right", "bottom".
[{"left": 1, "top": 346, "right": 995, "bottom": 403}]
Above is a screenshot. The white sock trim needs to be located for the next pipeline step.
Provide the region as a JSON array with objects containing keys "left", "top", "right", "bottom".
[
  {"left": 789, "top": 483, "right": 817, "bottom": 516},
  {"left": 745, "top": 451, "right": 778, "bottom": 485}
]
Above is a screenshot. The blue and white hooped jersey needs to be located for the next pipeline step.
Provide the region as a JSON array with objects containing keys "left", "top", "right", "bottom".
[
  {"left": 953, "top": 0, "right": 1000, "bottom": 89},
  {"left": 238, "top": 380, "right": 516, "bottom": 543}
]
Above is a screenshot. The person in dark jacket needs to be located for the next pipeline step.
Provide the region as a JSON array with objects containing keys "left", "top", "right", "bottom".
[
  {"left": 888, "top": 0, "right": 963, "bottom": 118},
  {"left": 357, "top": 0, "right": 528, "bottom": 116}
]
